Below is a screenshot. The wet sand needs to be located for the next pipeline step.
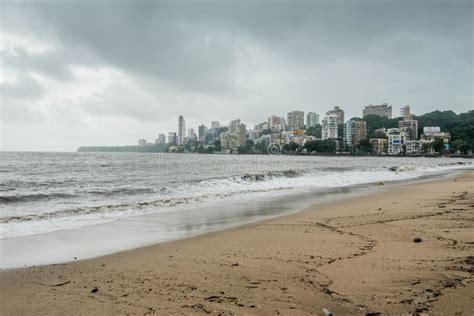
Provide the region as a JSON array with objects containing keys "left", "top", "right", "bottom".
[{"left": 1, "top": 171, "right": 473, "bottom": 315}]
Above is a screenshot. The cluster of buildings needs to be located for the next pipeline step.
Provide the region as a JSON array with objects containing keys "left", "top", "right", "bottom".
[{"left": 137, "top": 103, "right": 451, "bottom": 155}]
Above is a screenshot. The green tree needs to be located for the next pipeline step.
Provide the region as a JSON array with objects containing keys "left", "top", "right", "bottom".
[
  {"left": 306, "top": 124, "right": 322, "bottom": 138},
  {"left": 214, "top": 140, "right": 222, "bottom": 152},
  {"left": 255, "top": 141, "right": 268, "bottom": 154},
  {"left": 357, "top": 139, "right": 372, "bottom": 153},
  {"left": 304, "top": 139, "right": 336, "bottom": 154},
  {"left": 459, "top": 144, "right": 472, "bottom": 155}
]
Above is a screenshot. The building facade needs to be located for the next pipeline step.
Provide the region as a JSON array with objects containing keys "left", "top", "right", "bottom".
[
  {"left": 237, "top": 123, "right": 247, "bottom": 147},
  {"left": 211, "top": 121, "right": 220, "bottom": 136},
  {"left": 138, "top": 139, "right": 147, "bottom": 147},
  {"left": 306, "top": 112, "right": 319, "bottom": 128},
  {"left": 370, "top": 138, "right": 388, "bottom": 154},
  {"left": 267, "top": 116, "right": 286, "bottom": 131},
  {"left": 405, "top": 140, "right": 422, "bottom": 155},
  {"left": 322, "top": 114, "right": 339, "bottom": 140},
  {"left": 156, "top": 134, "right": 166, "bottom": 144},
  {"left": 363, "top": 103, "right": 392, "bottom": 118},
  {"left": 287, "top": 111, "right": 305, "bottom": 131},
  {"left": 326, "top": 106, "right": 344, "bottom": 125},
  {"left": 387, "top": 128, "right": 406, "bottom": 155},
  {"left": 178, "top": 115, "right": 185, "bottom": 145},
  {"left": 198, "top": 125, "right": 208, "bottom": 142},
  {"left": 344, "top": 120, "right": 367, "bottom": 149},
  {"left": 167, "top": 132, "right": 177, "bottom": 145},
  {"left": 398, "top": 118, "right": 418, "bottom": 140},
  {"left": 229, "top": 119, "right": 241, "bottom": 134},
  {"left": 187, "top": 128, "right": 197, "bottom": 141}
]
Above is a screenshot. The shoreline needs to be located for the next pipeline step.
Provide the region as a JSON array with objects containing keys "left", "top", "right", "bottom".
[
  {"left": 1, "top": 171, "right": 473, "bottom": 314},
  {"left": 0, "top": 169, "right": 463, "bottom": 269}
]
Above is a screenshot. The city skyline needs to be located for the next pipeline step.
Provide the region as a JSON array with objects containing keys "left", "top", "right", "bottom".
[
  {"left": 1, "top": 0, "right": 472, "bottom": 151},
  {"left": 136, "top": 103, "right": 434, "bottom": 145}
]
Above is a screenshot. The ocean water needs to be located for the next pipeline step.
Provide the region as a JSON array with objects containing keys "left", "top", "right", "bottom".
[{"left": 1, "top": 152, "right": 471, "bottom": 241}]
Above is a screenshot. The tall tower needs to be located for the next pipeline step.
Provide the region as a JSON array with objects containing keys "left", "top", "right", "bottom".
[{"left": 178, "top": 115, "right": 185, "bottom": 145}]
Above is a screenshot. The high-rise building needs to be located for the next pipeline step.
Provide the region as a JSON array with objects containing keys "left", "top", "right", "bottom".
[
  {"left": 363, "top": 103, "right": 392, "bottom": 118},
  {"left": 353, "top": 120, "right": 367, "bottom": 146},
  {"left": 397, "top": 104, "right": 418, "bottom": 140},
  {"left": 400, "top": 105, "right": 413, "bottom": 119},
  {"left": 198, "top": 124, "right": 208, "bottom": 142},
  {"left": 219, "top": 132, "right": 239, "bottom": 151},
  {"left": 237, "top": 123, "right": 247, "bottom": 147},
  {"left": 187, "top": 128, "right": 196, "bottom": 141},
  {"left": 211, "top": 121, "right": 220, "bottom": 136},
  {"left": 326, "top": 106, "right": 344, "bottom": 125},
  {"left": 229, "top": 119, "right": 241, "bottom": 133},
  {"left": 287, "top": 111, "right": 305, "bottom": 131},
  {"left": 399, "top": 118, "right": 418, "bottom": 140},
  {"left": 344, "top": 120, "right": 366, "bottom": 149},
  {"left": 267, "top": 116, "right": 286, "bottom": 130},
  {"left": 138, "top": 139, "right": 147, "bottom": 147},
  {"left": 178, "top": 115, "right": 185, "bottom": 145},
  {"left": 167, "top": 132, "right": 177, "bottom": 145},
  {"left": 306, "top": 112, "right": 319, "bottom": 128},
  {"left": 387, "top": 128, "right": 406, "bottom": 155},
  {"left": 254, "top": 122, "right": 269, "bottom": 130},
  {"left": 156, "top": 134, "right": 166, "bottom": 144},
  {"left": 322, "top": 114, "right": 339, "bottom": 140}
]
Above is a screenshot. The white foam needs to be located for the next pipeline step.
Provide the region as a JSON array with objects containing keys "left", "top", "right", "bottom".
[{"left": 1, "top": 160, "right": 471, "bottom": 239}]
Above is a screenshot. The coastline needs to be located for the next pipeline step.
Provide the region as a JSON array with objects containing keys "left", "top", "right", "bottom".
[{"left": 1, "top": 171, "right": 473, "bottom": 315}]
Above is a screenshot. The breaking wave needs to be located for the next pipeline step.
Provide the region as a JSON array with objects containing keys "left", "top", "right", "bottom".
[{"left": 0, "top": 193, "right": 78, "bottom": 204}]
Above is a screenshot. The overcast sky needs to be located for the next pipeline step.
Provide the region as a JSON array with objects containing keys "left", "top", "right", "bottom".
[{"left": 1, "top": 0, "right": 472, "bottom": 151}]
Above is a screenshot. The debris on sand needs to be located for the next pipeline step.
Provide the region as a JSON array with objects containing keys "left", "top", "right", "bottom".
[{"left": 322, "top": 307, "right": 333, "bottom": 316}]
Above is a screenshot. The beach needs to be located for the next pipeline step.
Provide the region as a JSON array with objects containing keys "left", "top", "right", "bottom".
[{"left": 1, "top": 171, "right": 473, "bottom": 315}]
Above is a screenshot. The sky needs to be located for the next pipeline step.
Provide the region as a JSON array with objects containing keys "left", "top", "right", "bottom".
[{"left": 1, "top": 0, "right": 472, "bottom": 151}]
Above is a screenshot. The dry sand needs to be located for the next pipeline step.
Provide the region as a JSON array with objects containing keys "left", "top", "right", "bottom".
[{"left": 1, "top": 171, "right": 473, "bottom": 315}]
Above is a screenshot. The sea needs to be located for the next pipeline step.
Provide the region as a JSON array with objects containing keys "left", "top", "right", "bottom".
[{"left": 0, "top": 152, "right": 472, "bottom": 268}]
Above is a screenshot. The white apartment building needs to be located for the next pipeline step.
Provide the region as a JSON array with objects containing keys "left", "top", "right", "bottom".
[
  {"left": 322, "top": 114, "right": 339, "bottom": 140},
  {"left": 405, "top": 140, "right": 422, "bottom": 155},
  {"left": 387, "top": 128, "right": 407, "bottom": 155}
]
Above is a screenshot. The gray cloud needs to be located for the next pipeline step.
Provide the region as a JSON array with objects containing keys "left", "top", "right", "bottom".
[
  {"left": 1, "top": 47, "right": 75, "bottom": 81},
  {"left": 0, "top": 73, "right": 43, "bottom": 99},
  {"left": 0, "top": 0, "right": 472, "bottom": 151}
]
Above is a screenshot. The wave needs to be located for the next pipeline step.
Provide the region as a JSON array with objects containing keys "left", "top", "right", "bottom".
[
  {"left": 388, "top": 161, "right": 472, "bottom": 172},
  {"left": 2, "top": 163, "right": 471, "bottom": 224},
  {"left": 87, "top": 187, "right": 158, "bottom": 196},
  {"left": 0, "top": 187, "right": 291, "bottom": 223},
  {"left": 238, "top": 170, "right": 301, "bottom": 182},
  {"left": 0, "top": 193, "right": 78, "bottom": 204}
]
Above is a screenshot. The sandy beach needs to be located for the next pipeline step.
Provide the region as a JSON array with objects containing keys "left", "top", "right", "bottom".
[{"left": 1, "top": 171, "right": 473, "bottom": 315}]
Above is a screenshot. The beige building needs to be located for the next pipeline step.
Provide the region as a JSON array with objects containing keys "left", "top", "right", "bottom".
[
  {"left": 406, "top": 140, "right": 422, "bottom": 155},
  {"left": 322, "top": 114, "right": 339, "bottom": 140},
  {"left": 370, "top": 138, "right": 388, "bottom": 154},
  {"left": 399, "top": 118, "right": 418, "bottom": 140},
  {"left": 287, "top": 111, "right": 305, "bottom": 131},
  {"left": 363, "top": 103, "right": 392, "bottom": 118},
  {"left": 344, "top": 120, "right": 367, "bottom": 149}
]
